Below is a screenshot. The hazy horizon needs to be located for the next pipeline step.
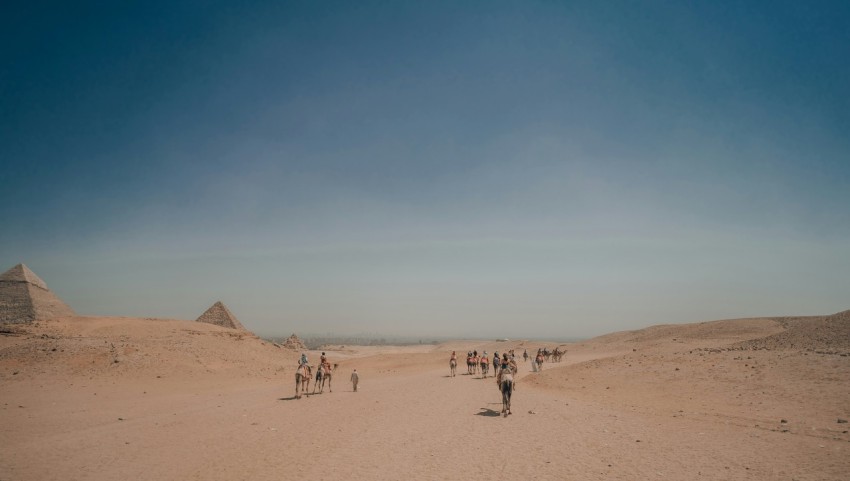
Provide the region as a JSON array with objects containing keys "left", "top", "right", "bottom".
[{"left": 3, "top": 1, "right": 848, "bottom": 339}]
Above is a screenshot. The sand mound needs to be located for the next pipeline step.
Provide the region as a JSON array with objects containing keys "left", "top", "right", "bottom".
[
  {"left": 736, "top": 309, "right": 850, "bottom": 354},
  {"left": 585, "top": 316, "right": 785, "bottom": 351},
  {"left": 0, "top": 316, "right": 293, "bottom": 381}
]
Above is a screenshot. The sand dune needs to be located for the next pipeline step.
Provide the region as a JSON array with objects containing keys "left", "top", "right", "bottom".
[{"left": 1, "top": 312, "right": 848, "bottom": 480}]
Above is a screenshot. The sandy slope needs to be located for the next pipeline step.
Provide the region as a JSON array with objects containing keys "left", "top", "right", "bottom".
[{"left": 1, "top": 313, "right": 848, "bottom": 480}]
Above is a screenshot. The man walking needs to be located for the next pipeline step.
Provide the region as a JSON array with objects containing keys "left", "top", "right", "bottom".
[{"left": 350, "top": 369, "right": 360, "bottom": 392}]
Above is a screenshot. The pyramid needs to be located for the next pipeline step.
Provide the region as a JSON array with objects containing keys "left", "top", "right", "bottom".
[
  {"left": 0, "top": 263, "right": 75, "bottom": 323},
  {"left": 195, "top": 301, "right": 245, "bottom": 330},
  {"left": 282, "top": 333, "right": 307, "bottom": 350}
]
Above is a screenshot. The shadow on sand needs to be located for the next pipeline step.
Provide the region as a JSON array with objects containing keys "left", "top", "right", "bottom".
[
  {"left": 279, "top": 394, "right": 315, "bottom": 401},
  {"left": 476, "top": 408, "right": 501, "bottom": 417}
]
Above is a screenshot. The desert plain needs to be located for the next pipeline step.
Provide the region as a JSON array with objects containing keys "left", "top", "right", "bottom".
[{"left": 1, "top": 311, "right": 848, "bottom": 481}]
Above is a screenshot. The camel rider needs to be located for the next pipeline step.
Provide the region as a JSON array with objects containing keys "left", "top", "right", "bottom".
[
  {"left": 450, "top": 351, "right": 457, "bottom": 361},
  {"left": 299, "top": 353, "right": 308, "bottom": 366},
  {"left": 497, "top": 356, "right": 514, "bottom": 389},
  {"left": 502, "top": 353, "right": 517, "bottom": 374}
]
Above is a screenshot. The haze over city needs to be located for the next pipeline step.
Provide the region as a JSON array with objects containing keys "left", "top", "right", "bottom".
[{"left": 2, "top": 1, "right": 848, "bottom": 339}]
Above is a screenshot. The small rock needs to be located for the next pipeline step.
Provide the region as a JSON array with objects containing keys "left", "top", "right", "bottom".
[
  {"left": 528, "top": 410, "right": 536, "bottom": 414},
  {"left": 780, "top": 419, "right": 788, "bottom": 424},
  {"left": 118, "top": 417, "right": 124, "bottom": 421},
  {"left": 837, "top": 418, "right": 848, "bottom": 424}
]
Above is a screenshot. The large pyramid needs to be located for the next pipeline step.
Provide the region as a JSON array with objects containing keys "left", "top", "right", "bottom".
[
  {"left": 0, "top": 263, "right": 75, "bottom": 323},
  {"left": 195, "top": 301, "right": 245, "bottom": 330}
]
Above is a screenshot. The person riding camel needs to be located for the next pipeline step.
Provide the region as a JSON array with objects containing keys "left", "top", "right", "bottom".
[
  {"left": 299, "top": 353, "right": 308, "bottom": 366},
  {"left": 502, "top": 353, "right": 517, "bottom": 374},
  {"left": 497, "top": 353, "right": 516, "bottom": 389}
]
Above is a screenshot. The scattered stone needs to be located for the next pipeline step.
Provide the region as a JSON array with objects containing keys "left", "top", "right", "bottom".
[
  {"left": 528, "top": 410, "right": 536, "bottom": 414},
  {"left": 780, "top": 419, "right": 788, "bottom": 424},
  {"left": 838, "top": 419, "right": 848, "bottom": 424}
]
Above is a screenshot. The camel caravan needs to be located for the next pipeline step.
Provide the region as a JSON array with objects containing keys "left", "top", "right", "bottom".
[
  {"left": 446, "top": 345, "right": 568, "bottom": 417},
  {"left": 291, "top": 343, "right": 567, "bottom": 416},
  {"left": 450, "top": 346, "right": 567, "bottom": 378}
]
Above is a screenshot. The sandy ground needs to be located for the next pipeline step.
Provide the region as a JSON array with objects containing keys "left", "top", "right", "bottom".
[{"left": 1, "top": 312, "right": 848, "bottom": 480}]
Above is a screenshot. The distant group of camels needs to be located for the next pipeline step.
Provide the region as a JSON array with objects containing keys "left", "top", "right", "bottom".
[
  {"left": 449, "top": 345, "right": 568, "bottom": 417},
  {"left": 292, "top": 344, "right": 567, "bottom": 411}
]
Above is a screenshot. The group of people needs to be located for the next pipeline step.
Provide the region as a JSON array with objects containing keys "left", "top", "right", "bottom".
[
  {"left": 452, "top": 349, "right": 523, "bottom": 377},
  {"left": 450, "top": 348, "right": 520, "bottom": 416},
  {"left": 298, "top": 352, "right": 359, "bottom": 392}
]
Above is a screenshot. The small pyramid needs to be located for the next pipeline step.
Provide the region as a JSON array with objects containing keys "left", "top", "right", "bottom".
[
  {"left": 195, "top": 301, "right": 245, "bottom": 330},
  {"left": 0, "top": 263, "right": 75, "bottom": 323},
  {"left": 282, "top": 333, "right": 307, "bottom": 350}
]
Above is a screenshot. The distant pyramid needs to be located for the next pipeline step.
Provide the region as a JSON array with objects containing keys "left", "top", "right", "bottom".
[
  {"left": 0, "top": 263, "right": 75, "bottom": 323},
  {"left": 282, "top": 333, "right": 307, "bottom": 350},
  {"left": 195, "top": 301, "right": 245, "bottom": 330}
]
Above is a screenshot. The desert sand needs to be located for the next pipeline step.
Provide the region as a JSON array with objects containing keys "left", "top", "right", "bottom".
[{"left": 1, "top": 312, "right": 848, "bottom": 480}]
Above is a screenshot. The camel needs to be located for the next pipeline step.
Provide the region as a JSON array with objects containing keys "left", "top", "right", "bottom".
[
  {"left": 467, "top": 355, "right": 475, "bottom": 375},
  {"left": 535, "top": 352, "right": 544, "bottom": 371},
  {"left": 497, "top": 367, "right": 514, "bottom": 417},
  {"left": 480, "top": 358, "right": 489, "bottom": 378},
  {"left": 295, "top": 364, "right": 311, "bottom": 399},
  {"left": 552, "top": 347, "right": 566, "bottom": 362},
  {"left": 450, "top": 358, "right": 457, "bottom": 377},
  {"left": 313, "top": 363, "right": 337, "bottom": 394}
]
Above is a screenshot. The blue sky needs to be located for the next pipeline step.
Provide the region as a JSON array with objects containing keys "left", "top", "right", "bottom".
[{"left": 2, "top": 1, "right": 848, "bottom": 338}]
